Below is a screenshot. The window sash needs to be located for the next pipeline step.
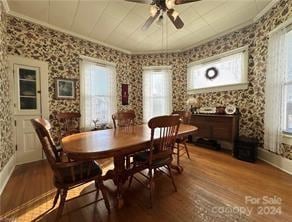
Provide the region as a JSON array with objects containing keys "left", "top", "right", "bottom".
[
  {"left": 143, "top": 68, "right": 172, "bottom": 123},
  {"left": 187, "top": 47, "right": 248, "bottom": 94},
  {"left": 80, "top": 60, "right": 117, "bottom": 130}
]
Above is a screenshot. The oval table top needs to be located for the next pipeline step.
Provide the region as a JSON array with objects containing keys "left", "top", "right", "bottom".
[{"left": 62, "top": 124, "right": 197, "bottom": 160}]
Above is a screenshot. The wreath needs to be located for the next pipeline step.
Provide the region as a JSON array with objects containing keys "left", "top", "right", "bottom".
[{"left": 205, "top": 67, "right": 218, "bottom": 80}]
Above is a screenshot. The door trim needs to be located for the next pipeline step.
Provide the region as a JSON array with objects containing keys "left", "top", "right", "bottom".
[{"left": 8, "top": 55, "right": 49, "bottom": 165}]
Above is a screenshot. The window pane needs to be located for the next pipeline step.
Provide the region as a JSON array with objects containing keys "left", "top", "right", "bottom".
[
  {"left": 287, "top": 30, "right": 292, "bottom": 81},
  {"left": 188, "top": 50, "right": 247, "bottom": 91},
  {"left": 143, "top": 69, "right": 172, "bottom": 122},
  {"left": 285, "top": 84, "right": 292, "bottom": 132},
  {"left": 81, "top": 61, "right": 116, "bottom": 129},
  {"left": 20, "top": 97, "right": 36, "bottom": 109}
]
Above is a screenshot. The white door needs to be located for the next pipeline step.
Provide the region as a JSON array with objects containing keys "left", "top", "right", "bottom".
[{"left": 9, "top": 56, "right": 49, "bottom": 165}]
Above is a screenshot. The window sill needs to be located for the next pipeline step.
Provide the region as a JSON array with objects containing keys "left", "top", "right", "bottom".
[
  {"left": 282, "top": 133, "right": 292, "bottom": 145},
  {"left": 187, "top": 82, "right": 248, "bottom": 94}
]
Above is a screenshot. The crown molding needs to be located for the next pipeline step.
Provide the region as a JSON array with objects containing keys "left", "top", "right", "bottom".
[
  {"left": 2, "top": 0, "right": 10, "bottom": 13},
  {"left": 7, "top": 11, "right": 131, "bottom": 54},
  {"left": 253, "top": 0, "right": 280, "bottom": 22},
  {"left": 4, "top": 0, "right": 281, "bottom": 55},
  {"left": 181, "top": 20, "right": 254, "bottom": 53}
]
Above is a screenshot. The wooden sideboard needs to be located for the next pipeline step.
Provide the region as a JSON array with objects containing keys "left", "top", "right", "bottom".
[{"left": 190, "top": 114, "right": 239, "bottom": 149}]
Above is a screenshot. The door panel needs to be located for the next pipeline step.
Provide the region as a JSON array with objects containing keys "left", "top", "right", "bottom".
[
  {"left": 14, "top": 65, "right": 41, "bottom": 115},
  {"left": 15, "top": 116, "right": 42, "bottom": 164},
  {"left": 13, "top": 64, "right": 43, "bottom": 164}
]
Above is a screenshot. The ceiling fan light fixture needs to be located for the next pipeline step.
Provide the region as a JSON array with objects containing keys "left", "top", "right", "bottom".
[
  {"left": 172, "top": 10, "right": 179, "bottom": 20},
  {"left": 166, "top": 0, "right": 175, "bottom": 9},
  {"left": 150, "top": 5, "right": 158, "bottom": 17}
]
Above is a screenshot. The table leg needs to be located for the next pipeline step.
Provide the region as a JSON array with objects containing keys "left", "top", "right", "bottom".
[
  {"left": 171, "top": 144, "right": 183, "bottom": 174},
  {"left": 113, "top": 154, "right": 128, "bottom": 208}
]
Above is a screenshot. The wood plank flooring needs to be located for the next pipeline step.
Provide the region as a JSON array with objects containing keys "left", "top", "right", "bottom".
[{"left": 1, "top": 145, "right": 292, "bottom": 222}]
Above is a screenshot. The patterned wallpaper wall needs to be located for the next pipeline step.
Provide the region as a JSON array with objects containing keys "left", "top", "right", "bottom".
[
  {"left": 7, "top": 16, "right": 133, "bottom": 143},
  {"left": 0, "top": 2, "right": 13, "bottom": 171},
  {"left": 185, "top": 0, "right": 292, "bottom": 160},
  {"left": 1, "top": 0, "right": 292, "bottom": 171},
  {"left": 131, "top": 52, "right": 188, "bottom": 123}
]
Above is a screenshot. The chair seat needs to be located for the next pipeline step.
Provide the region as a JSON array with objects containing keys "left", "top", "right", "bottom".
[
  {"left": 55, "top": 161, "right": 102, "bottom": 185},
  {"left": 133, "top": 151, "right": 171, "bottom": 167}
]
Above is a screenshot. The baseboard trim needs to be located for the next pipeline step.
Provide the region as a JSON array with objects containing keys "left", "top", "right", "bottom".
[
  {"left": 0, "top": 154, "right": 16, "bottom": 195},
  {"left": 258, "top": 148, "right": 292, "bottom": 175}
]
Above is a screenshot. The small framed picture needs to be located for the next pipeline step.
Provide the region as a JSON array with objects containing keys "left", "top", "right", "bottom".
[{"left": 55, "top": 79, "right": 76, "bottom": 99}]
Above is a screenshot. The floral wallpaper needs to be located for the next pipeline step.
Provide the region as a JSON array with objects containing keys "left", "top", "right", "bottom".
[
  {"left": 0, "top": 1, "right": 13, "bottom": 171},
  {"left": 184, "top": 0, "right": 292, "bottom": 160},
  {"left": 1, "top": 0, "right": 292, "bottom": 172},
  {"left": 7, "top": 16, "right": 133, "bottom": 143}
]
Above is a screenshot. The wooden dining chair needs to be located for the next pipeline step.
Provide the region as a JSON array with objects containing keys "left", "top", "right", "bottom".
[
  {"left": 56, "top": 112, "right": 81, "bottom": 140},
  {"left": 128, "top": 115, "right": 181, "bottom": 207},
  {"left": 112, "top": 110, "right": 135, "bottom": 129},
  {"left": 112, "top": 110, "right": 136, "bottom": 168},
  {"left": 31, "top": 117, "right": 110, "bottom": 219},
  {"left": 172, "top": 111, "right": 192, "bottom": 168}
]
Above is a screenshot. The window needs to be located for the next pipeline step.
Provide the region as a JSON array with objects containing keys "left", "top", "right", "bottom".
[
  {"left": 283, "top": 29, "right": 292, "bottom": 133},
  {"left": 143, "top": 67, "right": 172, "bottom": 122},
  {"left": 80, "top": 59, "right": 116, "bottom": 130},
  {"left": 187, "top": 47, "right": 248, "bottom": 93}
]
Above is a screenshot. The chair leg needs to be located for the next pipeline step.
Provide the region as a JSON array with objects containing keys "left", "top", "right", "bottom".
[
  {"left": 128, "top": 162, "right": 136, "bottom": 189},
  {"left": 56, "top": 189, "right": 67, "bottom": 219},
  {"left": 97, "top": 177, "right": 111, "bottom": 214},
  {"left": 148, "top": 168, "right": 153, "bottom": 208},
  {"left": 126, "top": 156, "right": 131, "bottom": 169},
  {"left": 94, "top": 180, "right": 100, "bottom": 198},
  {"left": 167, "top": 164, "right": 177, "bottom": 192},
  {"left": 176, "top": 143, "right": 180, "bottom": 167},
  {"left": 184, "top": 141, "right": 191, "bottom": 159},
  {"left": 52, "top": 189, "right": 60, "bottom": 208}
]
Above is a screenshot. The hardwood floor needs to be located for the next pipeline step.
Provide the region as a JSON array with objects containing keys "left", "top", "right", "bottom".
[{"left": 1, "top": 145, "right": 292, "bottom": 222}]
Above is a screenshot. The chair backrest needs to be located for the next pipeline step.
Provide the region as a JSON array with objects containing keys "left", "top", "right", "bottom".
[
  {"left": 31, "top": 118, "right": 61, "bottom": 167},
  {"left": 148, "top": 115, "right": 181, "bottom": 165},
  {"left": 56, "top": 112, "right": 81, "bottom": 139},
  {"left": 112, "top": 110, "right": 136, "bottom": 129},
  {"left": 172, "top": 111, "right": 192, "bottom": 124}
]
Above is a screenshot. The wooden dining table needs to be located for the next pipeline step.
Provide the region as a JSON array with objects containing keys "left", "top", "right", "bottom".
[{"left": 62, "top": 123, "right": 197, "bottom": 207}]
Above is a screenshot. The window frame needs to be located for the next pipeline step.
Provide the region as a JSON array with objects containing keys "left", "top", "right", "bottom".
[
  {"left": 142, "top": 66, "right": 172, "bottom": 123},
  {"left": 79, "top": 56, "right": 117, "bottom": 130},
  {"left": 187, "top": 46, "right": 249, "bottom": 94},
  {"left": 282, "top": 26, "right": 292, "bottom": 136}
]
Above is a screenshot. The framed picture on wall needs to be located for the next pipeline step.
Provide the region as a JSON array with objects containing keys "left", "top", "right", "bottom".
[
  {"left": 55, "top": 79, "right": 76, "bottom": 99},
  {"left": 122, "top": 84, "right": 129, "bottom": 105}
]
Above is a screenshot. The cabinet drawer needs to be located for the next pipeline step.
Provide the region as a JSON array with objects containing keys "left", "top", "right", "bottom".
[
  {"left": 212, "top": 127, "right": 232, "bottom": 141},
  {"left": 196, "top": 126, "right": 212, "bottom": 138}
]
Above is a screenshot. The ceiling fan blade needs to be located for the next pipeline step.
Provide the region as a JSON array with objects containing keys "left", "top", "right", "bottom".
[
  {"left": 175, "top": 0, "right": 201, "bottom": 5},
  {"left": 124, "top": 0, "right": 153, "bottom": 4},
  {"left": 142, "top": 10, "right": 160, "bottom": 31},
  {"left": 167, "top": 9, "right": 184, "bottom": 29}
]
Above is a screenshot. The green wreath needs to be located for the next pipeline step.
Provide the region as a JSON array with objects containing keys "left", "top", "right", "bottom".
[{"left": 205, "top": 67, "right": 218, "bottom": 80}]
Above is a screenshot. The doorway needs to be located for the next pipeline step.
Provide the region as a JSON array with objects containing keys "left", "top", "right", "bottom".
[{"left": 8, "top": 55, "right": 49, "bottom": 165}]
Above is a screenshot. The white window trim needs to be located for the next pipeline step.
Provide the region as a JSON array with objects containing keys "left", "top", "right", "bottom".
[
  {"left": 282, "top": 133, "right": 292, "bottom": 145},
  {"left": 142, "top": 66, "right": 173, "bottom": 123},
  {"left": 142, "top": 65, "right": 172, "bottom": 71},
  {"left": 187, "top": 46, "right": 249, "bottom": 94},
  {"left": 80, "top": 57, "right": 117, "bottom": 130},
  {"left": 282, "top": 26, "right": 292, "bottom": 139},
  {"left": 80, "top": 55, "right": 116, "bottom": 67}
]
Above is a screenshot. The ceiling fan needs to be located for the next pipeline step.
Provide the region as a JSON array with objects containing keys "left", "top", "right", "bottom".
[{"left": 125, "top": 0, "right": 201, "bottom": 30}]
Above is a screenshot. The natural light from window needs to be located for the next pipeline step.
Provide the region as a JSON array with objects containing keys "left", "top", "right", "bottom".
[
  {"left": 143, "top": 68, "right": 172, "bottom": 122},
  {"left": 187, "top": 47, "right": 248, "bottom": 93},
  {"left": 283, "top": 29, "right": 292, "bottom": 133},
  {"left": 80, "top": 60, "right": 116, "bottom": 130}
]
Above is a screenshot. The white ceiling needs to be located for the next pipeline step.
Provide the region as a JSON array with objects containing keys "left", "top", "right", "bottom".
[{"left": 6, "top": 0, "right": 273, "bottom": 53}]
